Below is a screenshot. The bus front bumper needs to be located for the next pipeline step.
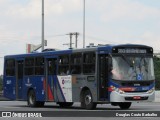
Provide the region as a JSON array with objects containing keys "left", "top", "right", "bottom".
[{"left": 110, "top": 91, "right": 155, "bottom": 102}]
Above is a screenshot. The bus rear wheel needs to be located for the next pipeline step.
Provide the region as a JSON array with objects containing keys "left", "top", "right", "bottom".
[
  {"left": 119, "top": 102, "right": 131, "bottom": 109},
  {"left": 81, "top": 90, "right": 97, "bottom": 110},
  {"left": 58, "top": 102, "right": 74, "bottom": 108},
  {"left": 27, "top": 90, "right": 44, "bottom": 107}
]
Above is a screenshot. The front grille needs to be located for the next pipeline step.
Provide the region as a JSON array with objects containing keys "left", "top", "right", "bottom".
[{"left": 125, "top": 90, "right": 148, "bottom": 93}]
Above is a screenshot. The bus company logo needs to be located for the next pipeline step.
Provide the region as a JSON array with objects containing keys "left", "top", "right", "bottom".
[{"left": 62, "top": 79, "right": 71, "bottom": 85}]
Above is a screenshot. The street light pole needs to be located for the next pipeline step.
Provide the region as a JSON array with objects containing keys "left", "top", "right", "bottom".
[
  {"left": 42, "top": 0, "right": 44, "bottom": 51},
  {"left": 83, "top": 0, "right": 85, "bottom": 48}
]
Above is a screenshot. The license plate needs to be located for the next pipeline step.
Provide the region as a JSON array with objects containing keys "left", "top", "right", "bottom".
[{"left": 133, "top": 96, "right": 141, "bottom": 100}]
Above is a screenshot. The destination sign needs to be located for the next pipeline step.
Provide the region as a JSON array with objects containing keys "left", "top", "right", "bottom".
[{"left": 118, "top": 49, "right": 147, "bottom": 54}]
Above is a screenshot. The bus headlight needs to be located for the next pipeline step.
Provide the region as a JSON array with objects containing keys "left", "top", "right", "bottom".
[
  {"left": 115, "top": 88, "right": 125, "bottom": 94},
  {"left": 109, "top": 86, "right": 125, "bottom": 94},
  {"left": 147, "top": 88, "right": 155, "bottom": 94}
]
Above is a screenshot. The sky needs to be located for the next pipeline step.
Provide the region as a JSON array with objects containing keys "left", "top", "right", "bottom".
[{"left": 0, "top": 0, "right": 160, "bottom": 74}]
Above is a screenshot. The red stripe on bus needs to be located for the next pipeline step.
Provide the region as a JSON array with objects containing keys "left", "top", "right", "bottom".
[
  {"left": 48, "top": 85, "right": 54, "bottom": 101},
  {"left": 43, "top": 79, "right": 54, "bottom": 101},
  {"left": 108, "top": 87, "right": 113, "bottom": 92},
  {"left": 119, "top": 87, "right": 135, "bottom": 92}
]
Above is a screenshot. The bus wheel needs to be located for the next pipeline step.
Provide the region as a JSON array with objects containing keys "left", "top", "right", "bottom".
[
  {"left": 58, "top": 102, "right": 74, "bottom": 108},
  {"left": 119, "top": 102, "right": 131, "bottom": 109},
  {"left": 81, "top": 90, "right": 97, "bottom": 110},
  {"left": 27, "top": 90, "right": 45, "bottom": 107}
]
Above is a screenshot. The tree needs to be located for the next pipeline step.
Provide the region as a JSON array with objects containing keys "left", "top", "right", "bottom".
[
  {"left": 154, "top": 56, "right": 160, "bottom": 90},
  {"left": 0, "top": 75, "right": 2, "bottom": 91}
]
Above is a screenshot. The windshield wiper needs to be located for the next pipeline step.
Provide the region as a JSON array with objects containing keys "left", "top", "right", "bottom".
[{"left": 121, "top": 54, "right": 133, "bottom": 67}]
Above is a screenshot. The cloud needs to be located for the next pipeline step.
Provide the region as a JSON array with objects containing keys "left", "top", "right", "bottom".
[
  {"left": 88, "top": 0, "right": 160, "bottom": 22},
  {"left": 5, "top": 0, "right": 41, "bottom": 18},
  {"left": 1, "top": 0, "right": 160, "bottom": 48},
  {"left": 4, "top": 0, "right": 82, "bottom": 19}
]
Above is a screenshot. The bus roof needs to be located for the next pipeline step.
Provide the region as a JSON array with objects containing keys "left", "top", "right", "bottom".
[{"left": 4, "top": 44, "right": 153, "bottom": 59}]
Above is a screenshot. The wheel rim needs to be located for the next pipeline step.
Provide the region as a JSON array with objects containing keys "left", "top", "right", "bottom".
[
  {"left": 85, "top": 95, "right": 92, "bottom": 105},
  {"left": 29, "top": 93, "right": 35, "bottom": 105}
]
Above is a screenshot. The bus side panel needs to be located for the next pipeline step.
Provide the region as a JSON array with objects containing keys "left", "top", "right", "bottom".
[
  {"left": 72, "top": 75, "right": 82, "bottom": 102},
  {"left": 72, "top": 76, "right": 80, "bottom": 102},
  {"left": 3, "top": 76, "right": 16, "bottom": 100},
  {"left": 23, "top": 76, "right": 45, "bottom": 101},
  {"left": 57, "top": 75, "right": 72, "bottom": 102},
  {"left": 72, "top": 75, "right": 98, "bottom": 102}
]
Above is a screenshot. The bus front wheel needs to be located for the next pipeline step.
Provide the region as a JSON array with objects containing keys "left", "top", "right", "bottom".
[
  {"left": 118, "top": 102, "right": 131, "bottom": 109},
  {"left": 81, "top": 90, "right": 97, "bottom": 110},
  {"left": 27, "top": 90, "right": 44, "bottom": 107}
]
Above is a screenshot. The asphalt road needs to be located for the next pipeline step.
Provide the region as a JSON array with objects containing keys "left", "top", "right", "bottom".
[
  {"left": 0, "top": 101, "right": 160, "bottom": 111},
  {"left": 0, "top": 101, "right": 160, "bottom": 120}
]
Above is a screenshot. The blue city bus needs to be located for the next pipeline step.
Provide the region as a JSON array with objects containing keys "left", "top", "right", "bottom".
[{"left": 3, "top": 44, "right": 155, "bottom": 109}]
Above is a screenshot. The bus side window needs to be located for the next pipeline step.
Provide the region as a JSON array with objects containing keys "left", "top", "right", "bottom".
[
  {"left": 71, "top": 53, "right": 82, "bottom": 74},
  {"left": 58, "top": 55, "right": 70, "bottom": 75},
  {"left": 83, "top": 52, "right": 95, "bottom": 74},
  {"left": 25, "top": 57, "right": 34, "bottom": 76},
  {"left": 35, "top": 57, "right": 44, "bottom": 75},
  {"left": 5, "top": 59, "right": 15, "bottom": 76}
]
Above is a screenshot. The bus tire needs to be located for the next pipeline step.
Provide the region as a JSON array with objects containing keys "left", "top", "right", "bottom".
[
  {"left": 81, "top": 90, "right": 97, "bottom": 110},
  {"left": 27, "top": 90, "right": 45, "bottom": 107},
  {"left": 58, "top": 102, "right": 74, "bottom": 108},
  {"left": 119, "top": 102, "right": 131, "bottom": 109},
  {"left": 27, "top": 90, "right": 36, "bottom": 107}
]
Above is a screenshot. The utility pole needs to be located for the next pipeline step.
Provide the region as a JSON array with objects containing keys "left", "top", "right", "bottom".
[
  {"left": 65, "top": 32, "right": 79, "bottom": 49},
  {"left": 66, "top": 33, "right": 74, "bottom": 49},
  {"left": 42, "top": 0, "right": 45, "bottom": 51},
  {"left": 69, "top": 33, "right": 73, "bottom": 49},
  {"left": 83, "top": 0, "right": 85, "bottom": 48},
  {"left": 75, "top": 32, "right": 79, "bottom": 48}
]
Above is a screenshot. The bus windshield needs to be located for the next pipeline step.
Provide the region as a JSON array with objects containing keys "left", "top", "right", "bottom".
[{"left": 111, "top": 55, "right": 155, "bottom": 81}]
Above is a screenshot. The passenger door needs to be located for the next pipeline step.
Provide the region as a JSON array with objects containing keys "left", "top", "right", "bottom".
[
  {"left": 98, "top": 54, "right": 109, "bottom": 100},
  {"left": 45, "top": 58, "right": 57, "bottom": 101},
  {"left": 16, "top": 60, "right": 24, "bottom": 100}
]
